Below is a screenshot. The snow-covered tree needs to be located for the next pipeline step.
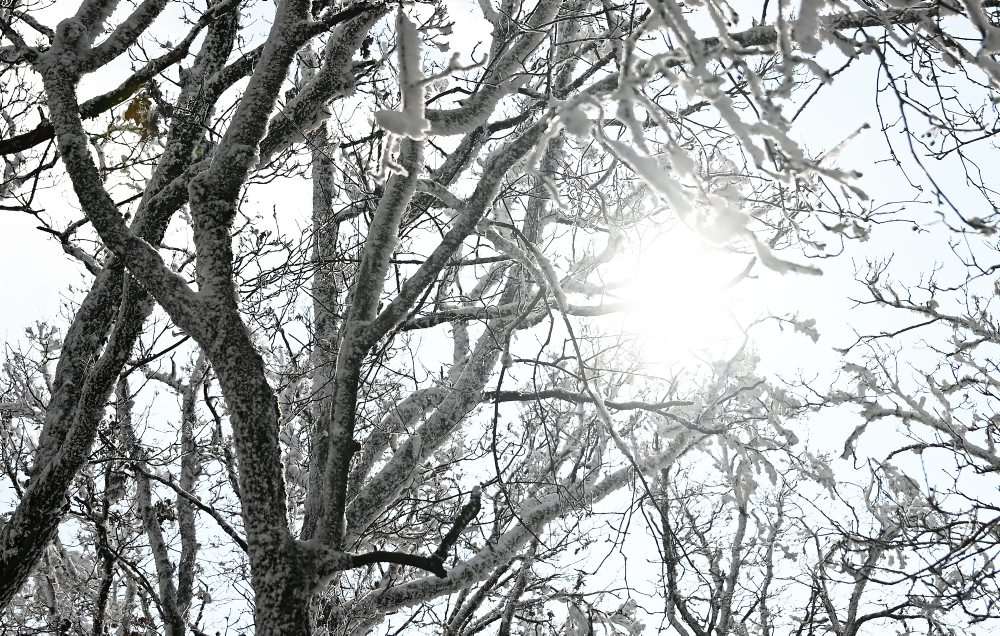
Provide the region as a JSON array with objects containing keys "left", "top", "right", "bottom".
[{"left": 3, "top": 0, "right": 1000, "bottom": 634}]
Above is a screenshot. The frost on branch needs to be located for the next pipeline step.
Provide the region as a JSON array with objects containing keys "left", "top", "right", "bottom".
[
  {"left": 600, "top": 132, "right": 822, "bottom": 276},
  {"left": 374, "top": 10, "right": 431, "bottom": 141},
  {"left": 793, "top": 0, "right": 825, "bottom": 55},
  {"left": 12, "top": 0, "right": 1000, "bottom": 634}
]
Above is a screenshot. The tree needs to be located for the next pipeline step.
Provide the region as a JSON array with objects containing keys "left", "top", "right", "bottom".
[{"left": 3, "top": 0, "right": 1000, "bottom": 634}]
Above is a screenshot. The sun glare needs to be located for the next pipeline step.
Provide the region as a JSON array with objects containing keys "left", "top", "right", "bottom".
[
  {"left": 621, "top": 225, "right": 761, "bottom": 366},
  {"left": 616, "top": 221, "right": 839, "bottom": 377}
]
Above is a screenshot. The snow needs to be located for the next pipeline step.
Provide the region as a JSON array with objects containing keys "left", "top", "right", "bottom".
[{"left": 374, "top": 10, "right": 431, "bottom": 141}]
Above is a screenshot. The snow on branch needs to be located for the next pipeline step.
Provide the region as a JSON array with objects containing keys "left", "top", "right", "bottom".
[
  {"left": 375, "top": 10, "right": 432, "bottom": 141},
  {"left": 356, "top": 431, "right": 699, "bottom": 617},
  {"left": 600, "top": 130, "right": 823, "bottom": 275}
]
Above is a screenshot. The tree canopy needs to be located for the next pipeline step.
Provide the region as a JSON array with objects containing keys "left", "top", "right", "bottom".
[{"left": 3, "top": 0, "right": 1000, "bottom": 634}]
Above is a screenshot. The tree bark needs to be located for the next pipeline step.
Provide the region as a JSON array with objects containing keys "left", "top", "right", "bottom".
[{"left": 207, "top": 318, "right": 314, "bottom": 634}]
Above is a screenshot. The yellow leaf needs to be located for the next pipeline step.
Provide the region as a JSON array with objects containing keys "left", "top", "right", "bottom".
[{"left": 123, "top": 95, "right": 150, "bottom": 126}]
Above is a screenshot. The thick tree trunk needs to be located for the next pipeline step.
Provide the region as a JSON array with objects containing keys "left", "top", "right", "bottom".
[
  {"left": 246, "top": 538, "right": 315, "bottom": 635},
  {"left": 206, "top": 319, "right": 315, "bottom": 634}
]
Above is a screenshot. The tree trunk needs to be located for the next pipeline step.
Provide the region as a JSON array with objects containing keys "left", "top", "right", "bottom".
[{"left": 206, "top": 319, "right": 315, "bottom": 633}]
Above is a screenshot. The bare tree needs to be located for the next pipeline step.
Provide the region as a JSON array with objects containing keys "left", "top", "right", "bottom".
[
  {"left": 4, "top": 0, "right": 1000, "bottom": 634},
  {"left": 826, "top": 246, "right": 1000, "bottom": 631}
]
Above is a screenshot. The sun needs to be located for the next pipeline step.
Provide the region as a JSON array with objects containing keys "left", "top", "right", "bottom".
[
  {"left": 613, "top": 219, "right": 837, "bottom": 375},
  {"left": 619, "top": 223, "right": 759, "bottom": 366}
]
